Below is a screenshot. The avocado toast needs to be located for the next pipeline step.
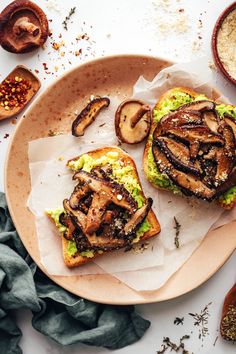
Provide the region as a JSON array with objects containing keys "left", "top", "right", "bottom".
[
  {"left": 143, "top": 87, "right": 236, "bottom": 209},
  {"left": 47, "top": 146, "right": 160, "bottom": 267}
]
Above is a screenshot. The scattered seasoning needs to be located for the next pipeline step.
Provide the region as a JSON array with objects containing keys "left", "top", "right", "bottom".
[
  {"left": 157, "top": 335, "right": 191, "bottom": 354},
  {"left": 174, "top": 317, "right": 184, "bottom": 325},
  {"left": 43, "top": 63, "right": 48, "bottom": 71},
  {"left": 188, "top": 302, "right": 212, "bottom": 340},
  {"left": 3, "top": 133, "right": 9, "bottom": 139},
  {"left": 173, "top": 216, "right": 181, "bottom": 248},
  {"left": 0, "top": 76, "right": 31, "bottom": 111},
  {"left": 62, "top": 7, "right": 76, "bottom": 30},
  {"left": 131, "top": 241, "right": 149, "bottom": 254},
  {"left": 48, "top": 129, "right": 63, "bottom": 136},
  {"left": 220, "top": 304, "right": 236, "bottom": 341}
]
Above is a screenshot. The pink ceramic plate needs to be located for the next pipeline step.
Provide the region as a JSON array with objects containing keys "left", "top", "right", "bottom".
[{"left": 5, "top": 55, "right": 236, "bottom": 305}]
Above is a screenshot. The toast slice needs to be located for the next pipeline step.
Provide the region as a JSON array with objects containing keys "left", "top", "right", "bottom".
[
  {"left": 143, "top": 87, "right": 236, "bottom": 209},
  {"left": 47, "top": 146, "right": 161, "bottom": 267}
]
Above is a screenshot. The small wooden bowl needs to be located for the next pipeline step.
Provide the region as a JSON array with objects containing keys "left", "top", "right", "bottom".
[
  {"left": 0, "top": 65, "right": 41, "bottom": 121},
  {"left": 212, "top": 2, "right": 236, "bottom": 85}
]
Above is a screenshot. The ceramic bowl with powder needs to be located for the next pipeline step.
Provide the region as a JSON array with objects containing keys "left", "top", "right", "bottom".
[{"left": 212, "top": 2, "right": 236, "bottom": 84}]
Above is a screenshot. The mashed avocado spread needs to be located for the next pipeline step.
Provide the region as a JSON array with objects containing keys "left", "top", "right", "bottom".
[
  {"left": 147, "top": 88, "right": 236, "bottom": 205},
  {"left": 49, "top": 150, "right": 151, "bottom": 258}
]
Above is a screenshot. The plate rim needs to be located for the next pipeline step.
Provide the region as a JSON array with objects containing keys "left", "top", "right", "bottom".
[{"left": 4, "top": 54, "right": 236, "bottom": 305}]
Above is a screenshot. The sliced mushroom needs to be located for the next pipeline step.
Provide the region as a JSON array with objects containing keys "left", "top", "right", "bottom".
[
  {"left": 152, "top": 144, "right": 216, "bottom": 200},
  {"left": 69, "top": 183, "right": 91, "bottom": 209},
  {"left": 90, "top": 165, "right": 112, "bottom": 180},
  {"left": 72, "top": 97, "right": 110, "bottom": 136},
  {"left": 155, "top": 137, "right": 201, "bottom": 176},
  {"left": 154, "top": 110, "right": 203, "bottom": 137},
  {"left": 176, "top": 100, "right": 215, "bottom": 112},
  {"left": 59, "top": 212, "right": 75, "bottom": 241},
  {"left": 115, "top": 99, "right": 151, "bottom": 144},
  {"left": 214, "top": 124, "right": 235, "bottom": 186},
  {"left": 73, "top": 170, "right": 138, "bottom": 213},
  {"left": 85, "top": 192, "right": 111, "bottom": 234},
  {"left": 224, "top": 114, "right": 236, "bottom": 142},
  {"left": 215, "top": 167, "right": 236, "bottom": 195},
  {"left": 72, "top": 228, "right": 91, "bottom": 253},
  {"left": 63, "top": 199, "right": 87, "bottom": 230},
  {"left": 118, "top": 198, "right": 153, "bottom": 239},
  {"left": 63, "top": 199, "right": 126, "bottom": 250},
  {"left": 203, "top": 110, "right": 220, "bottom": 133},
  {"left": 167, "top": 126, "right": 225, "bottom": 146},
  {"left": 0, "top": 0, "right": 49, "bottom": 53}
]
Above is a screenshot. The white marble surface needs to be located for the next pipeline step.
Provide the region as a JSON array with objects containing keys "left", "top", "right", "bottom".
[{"left": 0, "top": 0, "right": 235, "bottom": 353}]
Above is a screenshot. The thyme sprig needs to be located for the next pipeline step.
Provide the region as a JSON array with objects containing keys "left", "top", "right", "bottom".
[
  {"left": 62, "top": 7, "right": 76, "bottom": 30},
  {"left": 188, "top": 302, "right": 212, "bottom": 340},
  {"left": 156, "top": 335, "right": 191, "bottom": 354},
  {"left": 174, "top": 317, "right": 184, "bottom": 325},
  {"left": 173, "top": 216, "right": 181, "bottom": 248}
]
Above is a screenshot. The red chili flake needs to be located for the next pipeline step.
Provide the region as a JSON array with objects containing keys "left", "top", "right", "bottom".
[
  {"left": 43, "top": 63, "right": 48, "bottom": 70},
  {"left": 35, "top": 69, "right": 39, "bottom": 74},
  {"left": 0, "top": 76, "right": 31, "bottom": 111}
]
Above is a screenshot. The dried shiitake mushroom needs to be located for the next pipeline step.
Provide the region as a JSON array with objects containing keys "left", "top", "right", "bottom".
[
  {"left": 72, "top": 97, "right": 110, "bottom": 137},
  {"left": 115, "top": 99, "right": 151, "bottom": 144},
  {"left": 0, "top": 0, "right": 49, "bottom": 53}
]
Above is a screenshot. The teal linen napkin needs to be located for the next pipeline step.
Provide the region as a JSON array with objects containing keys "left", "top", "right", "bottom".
[{"left": 0, "top": 193, "right": 150, "bottom": 353}]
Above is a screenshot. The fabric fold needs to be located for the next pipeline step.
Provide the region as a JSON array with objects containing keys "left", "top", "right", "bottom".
[{"left": 0, "top": 192, "right": 150, "bottom": 353}]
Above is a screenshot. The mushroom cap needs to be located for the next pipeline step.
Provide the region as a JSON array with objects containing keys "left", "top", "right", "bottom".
[
  {"left": 0, "top": 0, "right": 49, "bottom": 53},
  {"left": 115, "top": 99, "right": 151, "bottom": 144}
]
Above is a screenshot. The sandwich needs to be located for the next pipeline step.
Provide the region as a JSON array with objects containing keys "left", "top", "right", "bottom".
[
  {"left": 46, "top": 146, "right": 160, "bottom": 267},
  {"left": 143, "top": 87, "right": 236, "bottom": 209}
]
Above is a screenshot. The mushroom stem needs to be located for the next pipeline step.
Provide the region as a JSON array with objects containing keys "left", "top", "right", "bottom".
[
  {"left": 13, "top": 17, "right": 39, "bottom": 37},
  {"left": 130, "top": 104, "right": 150, "bottom": 128}
]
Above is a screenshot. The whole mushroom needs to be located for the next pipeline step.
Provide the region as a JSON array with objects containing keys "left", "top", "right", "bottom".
[
  {"left": 0, "top": 0, "right": 49, "bottom": 53},
  {"left": 115, "top": 99, "right": 151, "bottom": 144}
]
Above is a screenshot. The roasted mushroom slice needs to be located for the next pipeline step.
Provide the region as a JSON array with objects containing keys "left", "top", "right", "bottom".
[
  {"left": 73, "top": 170, "right": 138, "bottom": 213},
  {"left": 115, "top": 99, "right": 151, "bottom": 144},
  {"left": 214, "top": 124, "right": 235, "bottom": 186},
  {"left": 152, "top": 144, "right": 216, "bottom": 200},
  {"left": 0, "top": 0, "right": 49, "bottom": 53},
  {"left": 224, "top": 114, "right": 236, "bottom": 142},
  {"left": 176, "top": 100, "right": 215, "bottom": 112},
  {"left": 203, "top": 110, "right": 220, "bottom": 133},
  {"left": 154, "top": 110, "right": 203, "bottom": 137},
  {"left": 59, "top": 212, "right": 75, "bottom": 241},
  {"left": 216, "top": 167, "right": 236, "bottom": 196},
  {"left": 167, "top": 125, "right": 225, "bottom": 158},
  {"left": 72, "top": 228, "right": 91, "bottom": 253},
  {"left": 72, "top": 97, "right": 110, "bottom": 136},
  {"left": 63, "top": 199, "right": 126, "bottom": 250},
  {"left": 119, "top": 198, "right": 153, "bottom": 239},
  {"left": 155, "top": 136, "right": 201, "bottom": 176},
  {"left": 69, "top": 183, "right": 91, "bottom": 209}
]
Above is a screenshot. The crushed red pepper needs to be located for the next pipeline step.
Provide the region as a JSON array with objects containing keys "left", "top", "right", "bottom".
[{"left": 0, "top": 76, "right": 31, "bottom": 111}]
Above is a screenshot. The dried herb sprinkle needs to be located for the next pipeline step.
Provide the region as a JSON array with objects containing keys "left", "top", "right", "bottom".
[
  {"left": 189, "top": 302, "right": 212, "bottom": 340},
  {"left": 221, "top": 304, "right": 236, "bottom": 341},
  {"left": 173, "top": 216, "right": 181, "bottom": 248},
  {"left": 156, "top": 335, "right": 192, "bottom": 354}
]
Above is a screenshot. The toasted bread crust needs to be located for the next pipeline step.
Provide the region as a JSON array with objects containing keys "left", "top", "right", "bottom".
[
  {"left": 143, "top": 87, "right": 236, "bottom": 209},
  {"left": 48, "top": 146, "right": 161, "bottom": 267}
]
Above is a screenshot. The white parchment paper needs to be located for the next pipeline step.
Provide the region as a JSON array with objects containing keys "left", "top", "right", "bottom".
[{"left": 28, "top": 58, "right": 236, "bottom": 291}]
